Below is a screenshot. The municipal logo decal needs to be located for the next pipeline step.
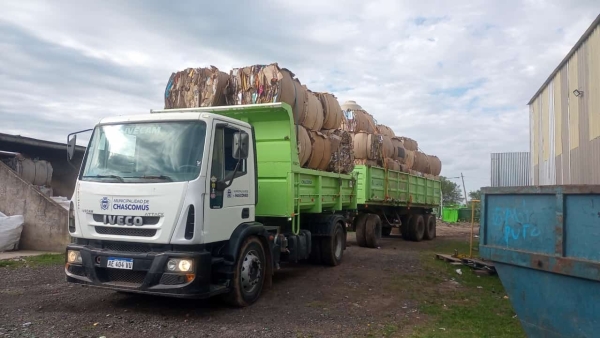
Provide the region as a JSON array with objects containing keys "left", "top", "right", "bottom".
[
  {"left": 227, "top": 189, "right": 232, "bottom": 198},
  {"left": 100, "top": 197, "right": 110, "bottom": 210}
]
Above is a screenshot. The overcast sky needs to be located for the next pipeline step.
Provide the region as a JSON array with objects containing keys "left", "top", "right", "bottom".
[{"left": 1, "top": 1, "right": 599, "bottom": 195}]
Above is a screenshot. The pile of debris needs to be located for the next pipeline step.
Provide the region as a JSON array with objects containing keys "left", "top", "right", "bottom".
[{"left": 164, "top": 63, "right": 442, "bottom": 177}]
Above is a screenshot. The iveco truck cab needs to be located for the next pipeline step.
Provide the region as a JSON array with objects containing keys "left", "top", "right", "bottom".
[{"left": 64, "top": 103, "right": 353, "bottom": 306}]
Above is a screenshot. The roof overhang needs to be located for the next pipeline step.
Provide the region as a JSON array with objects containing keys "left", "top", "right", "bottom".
[{"left": 0, "top": 133, "right": 86, "bottom": 152}]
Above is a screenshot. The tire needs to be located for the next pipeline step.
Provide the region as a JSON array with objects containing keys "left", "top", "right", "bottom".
[
  {"left": 309, "top": 237, "right": 322, "bottom": 264},
  {"left": 408, "top": 215, "right": 425, "bottom": 242},
  {"left": 400, "top": 215, "right": 411, "bottom": 240},
  {"left": 354, "top": 214, "right": 369, "bottom": 247},
  {"left": 321, "top": 221, "right": 346, "bottom": 266},
  {"left": 365, "top": 214, "right": 382, "bottom": 248},
  {"left": 223, "top": 236, "right": 266, "bottom": 307},
  {"left": 382, "top": 226, "right": 392, "bottom": 237},
  {"left": 423, "top": 215, "right": 436, "bottom": 240}
]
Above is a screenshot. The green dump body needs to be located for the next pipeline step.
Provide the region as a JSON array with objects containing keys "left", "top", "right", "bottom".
[
  {"left": 214, "top": 103, "right": 441, "bottom": 218},
  {"left": 354, "top": 165, "right": 441, "bottom": 208},
  {"left": 213, "top": 103, "right": 357, "bottom": 218}
]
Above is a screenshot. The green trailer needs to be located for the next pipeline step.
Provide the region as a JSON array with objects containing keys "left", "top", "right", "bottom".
[{"left": 352, "top": 165, "right": 441, "bottom": 247}]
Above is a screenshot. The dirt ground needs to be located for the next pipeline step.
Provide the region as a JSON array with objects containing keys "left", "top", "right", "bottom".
[{"left": 0, "top": 223, "right": 478, "bottom": 338}]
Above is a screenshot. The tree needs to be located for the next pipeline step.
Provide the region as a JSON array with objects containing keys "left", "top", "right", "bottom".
[
  {"left": 467, "top": 189, "right": 483, "bottom": 222},
  {"left": 440, "top": 176, "right": 463, "bottom": 206},
  {"left": 468, "top": 189, "right": 482, "bottom": 202}
]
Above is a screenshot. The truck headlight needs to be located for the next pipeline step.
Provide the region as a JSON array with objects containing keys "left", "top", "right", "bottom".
[
  {"left": 166, "top": 258, "right": 193, "bottom": 272},
  {"left": 67, "top": 250, "right": 82, "bottom": 264}
]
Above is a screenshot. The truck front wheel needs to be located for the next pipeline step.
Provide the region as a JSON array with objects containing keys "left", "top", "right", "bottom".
[{"left": 224, "top": 236, "right": 266, "bottom": 307}]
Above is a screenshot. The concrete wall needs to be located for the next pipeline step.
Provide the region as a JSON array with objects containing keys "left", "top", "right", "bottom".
[{"left": 0, "top": 161, "right": 69, "bottom": 252}]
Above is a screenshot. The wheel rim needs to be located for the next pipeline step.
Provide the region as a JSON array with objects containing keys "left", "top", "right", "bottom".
[
  {"left": 241, "top": 249, "right": 262, "bottom": 294},
  {"left": 334, "top": 228, "right": 343, "bottom": 259}
]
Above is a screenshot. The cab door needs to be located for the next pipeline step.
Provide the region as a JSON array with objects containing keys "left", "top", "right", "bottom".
[{"left": 203, "top": 120, "right": 255, "bottom": 243}]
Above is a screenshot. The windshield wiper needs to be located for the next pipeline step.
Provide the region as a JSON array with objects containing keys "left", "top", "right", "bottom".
[
  {"left": 125, "top": 175, "right": 173, "bottom": 182},
  {"left": 82, "top": 174, "right": 125, "bottom": 182}
]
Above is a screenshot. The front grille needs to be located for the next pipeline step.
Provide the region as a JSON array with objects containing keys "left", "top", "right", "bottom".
[
  {"left": 93, "top": 214, "right": 160, "bottom": 225},
  {"left": 103, "top": 242, "right": 152, "bottom": 253},
  {"left": 95, "top": 226, "right": 156, "bottom": 237},
  {"left": 67, "top": 264, "right": 86, "bottom": 276},
  {"left": 102, "top": 269, "right": 147, "bottom": 287},
  {"left": 160, "top": 273, "right": 187, "bottom": 285}
]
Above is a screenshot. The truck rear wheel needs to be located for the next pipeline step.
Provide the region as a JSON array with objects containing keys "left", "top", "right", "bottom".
[
  {"left": 321, "top": 221, "right": 345, "bottom": 266},
  {"left": 365, "top": 214, "right": 382, "bottom": 248},
  {"left": 354, "top": 213, "right": 369, "bottom": 247},
  {"left": 223, "top": 236, "right": 266, "bottom": 307},
  {"left": 408, "top": 215, "right": 425, "bottom": 242},
  {"left": 400, "top": 215, "right": 411, "bottom": 240},
  {"left": 309, "top": 237, "right": 322, "bottom": 264},
  {"left": 423, "top": 215, "right": 436, "bottom": 240}
]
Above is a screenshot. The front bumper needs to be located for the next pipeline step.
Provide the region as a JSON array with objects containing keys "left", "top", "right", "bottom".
[{"left": 65, "top": 244, "right": 219, "bottom": 299}]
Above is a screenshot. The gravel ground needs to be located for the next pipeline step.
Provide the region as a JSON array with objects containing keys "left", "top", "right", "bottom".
[{"left": 0, "top": 225, "right": 473, "bottom": 338}]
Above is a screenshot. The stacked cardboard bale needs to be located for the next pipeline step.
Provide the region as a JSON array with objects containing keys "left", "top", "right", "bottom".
[
  {"left": 322, "top": 129, "right": 354, "bottom": 174},
  {"left": 225, "top": 63, "right": 353, "bottom": 173},
  {"left": 339, "top": 99, "right": 441, "bottom": 177},
  {"left": 317, "top": 93, "right": 343, "bottom": 130},
  {"left": 391, "top": 137, "right": 407, "bottom": 170},
  {"left": 163, "top": 64, "right": 441, "bottom": 177},
  {"left": 164, "top": 66, "right": 230, "bottom": 109},
  {"left": 226, "top": 63, "right": 310, "bottom": 126}
]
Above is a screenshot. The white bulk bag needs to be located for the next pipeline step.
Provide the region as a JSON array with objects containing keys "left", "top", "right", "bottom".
[{"left": 0, "top": 212, "right": 24, "bottom": 251}]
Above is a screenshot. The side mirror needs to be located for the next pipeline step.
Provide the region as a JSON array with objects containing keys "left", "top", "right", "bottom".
[
  {"left": 232, "top": 131, "right": 249, "bottom": 160},
  {"left": 67, "top": 134, "right": 77, "bottom": 161},
  {"left": 66, "top": 128, "right": 93, "bottom": 169}
]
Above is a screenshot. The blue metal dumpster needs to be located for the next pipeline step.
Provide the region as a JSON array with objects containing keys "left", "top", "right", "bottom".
[{"left": 479, "top": 186, "right": 600, "bottom": 338}]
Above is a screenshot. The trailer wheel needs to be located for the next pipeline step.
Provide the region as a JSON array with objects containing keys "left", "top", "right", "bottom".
[
  {"left": 353, "top": 213, "right": 369, "bottom": 247},
  {"left": 382, "top": 226, "right": 392, "bottom": 237},
  {"left": 400, "top": 215, "right": 411, "bottom": 240},
  {"left": 423, "top": 215, "right": 436, "bottom": 240},
  {"left": 321, "top": 221, "right": 345, "bottom": 266},
  {"left": 365, "top": 214, "right": 382, "bottom": 248},
  {"left": 408, "top": 215, "right": 425, "bottom": 242},
  {"left": 223, "top": 236, "right": 266, "bottom": 307}
]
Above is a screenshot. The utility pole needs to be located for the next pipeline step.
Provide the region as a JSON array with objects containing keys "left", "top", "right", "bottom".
[{"left": 461, "top": 172, "right": 468, "bottom": 205}]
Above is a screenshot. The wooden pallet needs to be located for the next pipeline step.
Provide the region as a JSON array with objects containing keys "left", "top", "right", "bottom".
[
  {"left": 435, "top": 254, "right": 463, "bottom": 263},
  {"left": 435, "top": 254, "right": 497, "bottom": 275}
]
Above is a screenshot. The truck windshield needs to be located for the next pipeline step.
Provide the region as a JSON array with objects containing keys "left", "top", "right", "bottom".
[{"left": 80, "top": 121, "right": 206, "bottom": 183}]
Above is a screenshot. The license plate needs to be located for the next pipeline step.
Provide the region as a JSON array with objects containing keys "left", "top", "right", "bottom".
[{"left": 107, "top": 257, "right": 133, "bottom": 270}]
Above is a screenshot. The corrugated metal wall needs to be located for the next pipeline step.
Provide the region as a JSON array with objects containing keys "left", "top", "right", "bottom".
[
  {"left": 529, "top": 23, "right": 600, "bottom": 185},
  {"left": 490, "top": 152, "right": 531, "bottom": 187}
]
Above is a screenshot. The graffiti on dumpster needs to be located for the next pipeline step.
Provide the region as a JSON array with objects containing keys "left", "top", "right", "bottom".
[{"left": 492, "top": 207, "right": 541, "bottom": 245}]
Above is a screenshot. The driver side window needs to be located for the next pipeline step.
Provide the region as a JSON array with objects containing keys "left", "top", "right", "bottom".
[{"left": 209, "top": 125, "right": 247, "bottom": 209}]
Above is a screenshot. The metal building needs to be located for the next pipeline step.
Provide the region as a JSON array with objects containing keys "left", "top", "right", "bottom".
[
  {"left": 490, "top": 152, "right": 531, "bottom": 187},
  {"left": 528, "top": 14, "right": 600, "bottom": 185}
]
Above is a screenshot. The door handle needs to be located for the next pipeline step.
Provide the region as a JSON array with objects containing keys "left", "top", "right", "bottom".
[{"left": 241, "top": 208, "right": 250, "bottom": 219}]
